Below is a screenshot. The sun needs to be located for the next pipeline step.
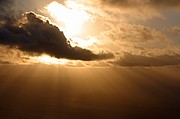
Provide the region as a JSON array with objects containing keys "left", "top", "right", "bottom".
[
  {"left": 46, "top": 1, "right": 90, "bottom": 38},
  {"left": 45, "top": 1, "right": 96, "bottom": 49}
]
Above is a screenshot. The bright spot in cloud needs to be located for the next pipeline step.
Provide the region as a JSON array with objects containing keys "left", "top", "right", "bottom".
[
  {"left": 70, "top": 37, "right": 96, "bottom": 48},
  {"left": 31, "top": 55, "right": 69, "bottom": 65},
  {"left": 46, "top": 1, "right": 90, "bottom": 37}
]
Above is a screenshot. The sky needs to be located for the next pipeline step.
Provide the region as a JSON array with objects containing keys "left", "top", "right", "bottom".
[
  {"left": 0, "top": 0, "right": 180, "bottom": 119},
  {"left": 0, "top": 0, "right": 180, "bottom": 66}
]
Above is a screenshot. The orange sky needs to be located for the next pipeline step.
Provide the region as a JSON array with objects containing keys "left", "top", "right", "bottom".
[{"left": 0, "top": 1, "right": 180, "bottom": 118}]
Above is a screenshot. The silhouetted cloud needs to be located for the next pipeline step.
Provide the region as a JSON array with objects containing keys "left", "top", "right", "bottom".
[
  {"left": 0, "top": 12, "right": 113, "bottom": 61},
  {"left": 114, "top": 52, "right": 180, "bottom": 67}
]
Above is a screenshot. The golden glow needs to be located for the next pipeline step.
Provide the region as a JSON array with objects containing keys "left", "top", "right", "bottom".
[
  {"left": 45, "top": 1, "right": 97, "bottom": 49},
  {"left": 31, "top": 55, "right": 69, "bottom": 65},
  {"left": 46, "top": 1, "right": 90, "bottom": 37},
  {"left": 70, "top": 37, "right": 96, "bottom": 48}
]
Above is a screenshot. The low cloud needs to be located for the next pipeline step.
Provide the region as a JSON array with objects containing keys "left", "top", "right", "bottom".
[
  {"left": 99, "top": 0, "right": 180, "bottom": 8},
  {"left": 114, "top": 52, "right": 180, "bottom": 67},
  {"left": 0, "top": 45, "right": 29, "bottom": 64},
  {"left": 169, "top": 26, "right": 180, "bottom": 35},
  {"left": 0, "top": 12, "right": 113, "bottom": 61}
]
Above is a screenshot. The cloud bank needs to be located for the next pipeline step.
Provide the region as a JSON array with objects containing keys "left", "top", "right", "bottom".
[
  {"left": 0, "top": 12, "right": 113, "bottom": 61},
  {"left": 115, "top": 52, "right": 180, "bottom": 67},
  {"left": 99, "top": 0, "right": 180, "bottom": 8}
]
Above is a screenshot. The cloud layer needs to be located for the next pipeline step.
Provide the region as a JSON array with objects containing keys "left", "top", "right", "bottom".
[
  {"left": 0, "top": 12, "right": 113, "bottom": 61},
  {"left": 115, "top": 52, "right": 180, "bottom": 67},
  {"left": 99, "top": 0, "right": 180, "bottom": 8},
  {"left": 0, "top": 0, "right": 179, "bottom": 66}
]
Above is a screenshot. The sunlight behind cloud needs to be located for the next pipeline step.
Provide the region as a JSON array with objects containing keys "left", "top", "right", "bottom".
[
  {"left": 46, "top": 1, "right": 90, "bottom": 38},
  {"left": 31, "top": 55, "right": 69, "bottom": 65},
  {"left": 70, "top": 37, "right": 96, "bottom": 48}
]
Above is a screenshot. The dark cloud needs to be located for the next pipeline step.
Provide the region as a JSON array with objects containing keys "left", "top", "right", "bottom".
[
  {"left": 0, "top": 12, "right": 113, "bottom": 61},
  {"left": 0, "top": 0, "right": 12, "bottom": 15},
  {"left": 0, "top": 0, "right": 54, "bottom": 9},
  {"left": 100, "top": 0, "right": 180, "bottom": 8},
  {"left": 0, "top": 0, "right": 12, "bottom": 5},
  {"left": 115, "top": 52, "right": 180, "bottom": 67}
]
